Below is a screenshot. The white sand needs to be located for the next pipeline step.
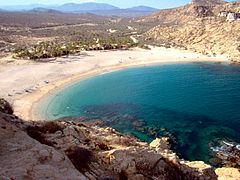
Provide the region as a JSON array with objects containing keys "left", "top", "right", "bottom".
[{"left": 0, "top": 47, "right": 228, "bottom": 121}]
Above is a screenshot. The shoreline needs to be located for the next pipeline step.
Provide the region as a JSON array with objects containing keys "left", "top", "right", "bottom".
[
  {"left": 32, "top": 60, "right": 206, "bottom": 121},
  {"left": 0, "top": 47, "right": 229, "bottom": 121}
]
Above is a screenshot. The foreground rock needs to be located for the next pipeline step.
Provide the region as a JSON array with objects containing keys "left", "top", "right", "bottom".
[
  {"left": 0, "top": 113, "right": 86, "bottom": 179},
  {"left": 215, "top": 168, "right": 240, "bottom": 180},
  {"left": 0, "top": 112, "right": 215, "bottom": 180},
  {"left": 0, "top": 99, "right": 239, "bottom": 179}
]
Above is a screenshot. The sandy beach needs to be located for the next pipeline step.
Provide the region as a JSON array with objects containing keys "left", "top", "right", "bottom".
[{"left": 0, "top": 47, "right": 228, "bottom": 121}]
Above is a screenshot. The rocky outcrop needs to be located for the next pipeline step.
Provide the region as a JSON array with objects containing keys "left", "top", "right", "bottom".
[
  {"left": 0, "top": 113, "right": 86, "bottom": 179},
  {"left": 0, "top": 101, "right": 239, "bottom": 179},
  {"left": 211, "top": 141, "right": 240, "bottom": 168},
  {"left": 215, "top": 167, "right": 240, "bottom": 180}
]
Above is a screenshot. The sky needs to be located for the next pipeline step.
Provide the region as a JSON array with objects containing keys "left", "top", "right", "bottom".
[{"left": 0, "top": 0, "right": 237, "bottom": 9}]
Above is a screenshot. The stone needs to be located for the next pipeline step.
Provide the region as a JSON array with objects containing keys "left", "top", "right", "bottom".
[
  {"left": 215, "top": 168, "right": 240, "bottom": 180},
  {"left": 149, "top": 137, "right": 170, "bottom": 150},
  {"left": 0, "top": 113, "right": 86, "bottom": 179}
]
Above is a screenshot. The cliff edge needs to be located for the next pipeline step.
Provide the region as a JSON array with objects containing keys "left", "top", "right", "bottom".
[{"left": 0, "top": 99, "right": 239, "bottom": 179}]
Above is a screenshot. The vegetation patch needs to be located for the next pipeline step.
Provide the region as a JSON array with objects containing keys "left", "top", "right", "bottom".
[
  {"left": 26, "top": 126, "right": 55, "bottom": 146},
  {"left": 65, "top": 146, "right": 93, "bottom": 172},
  {"left": 39, "top": 121, "right": 64, "bottom": 134},
  {"left": 12, "top": 37, "right": 137, "bottom": 60},
  {"left": 26, "top": 121, "right": 63, "bottom": 146},
  {"left": 0, "top": 98, "right": 14, "bottom": 115}
]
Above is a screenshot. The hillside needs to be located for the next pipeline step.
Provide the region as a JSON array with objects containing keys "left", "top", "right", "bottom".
[
  {"left": 0, "top": 99, "right": 239, "bottom": 179},
  {"left": 191, "top": 0, "right": 225, "bottom": 6},
  {"left": 139, "top": 1, "right": 240, "bottom": 62}
]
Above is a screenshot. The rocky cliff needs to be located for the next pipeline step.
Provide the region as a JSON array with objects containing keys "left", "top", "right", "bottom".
[
  {"left": 0, "top": 99, "right": 240, "bottom": 179},
  {"left": 138, "top": 1, "right": 240, "bottom": 62}
]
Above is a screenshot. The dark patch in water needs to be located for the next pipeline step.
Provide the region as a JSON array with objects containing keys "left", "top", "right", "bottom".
[
  {"left": 42, "top": 63, "right": 240, "bottom": 165},
  {"left": 79, "top": 103, "right": 240, "bottom": 163}
]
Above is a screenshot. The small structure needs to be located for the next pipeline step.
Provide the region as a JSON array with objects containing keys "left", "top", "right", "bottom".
[
  {"left": 227, "top": 12, "right": 236, "bottom": 21},
  {"left": 219, "top": 11, "right": 240, "bottom": 21}
]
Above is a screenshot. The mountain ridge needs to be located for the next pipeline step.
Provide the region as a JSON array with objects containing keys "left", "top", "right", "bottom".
[
  {"left": 0, "top": 3, "right": 159, "bottom": 17},
  {"left": 191, "top": 0, "right": 226, "bottom": 6},
  {"left": 56, "top": 2, "right": 119, "bottom": 12}
]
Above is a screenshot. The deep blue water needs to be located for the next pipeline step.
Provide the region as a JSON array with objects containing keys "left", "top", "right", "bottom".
[{"left": 39, "top": 62, "right": 240, "bottom": 163}]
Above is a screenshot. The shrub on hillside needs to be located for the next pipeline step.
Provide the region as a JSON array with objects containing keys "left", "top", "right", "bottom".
[
  {"left": 0, "top": 98, "right": 13, "bottom": 115},
  {"left": 26, "top": 126, "right": 55, "bottom": 146},
  {"left": 40, "top": 121, "right": 64, "bottom": 134},
  {"left": 65, "top": 146, "right": 93, "bottom": 172}
]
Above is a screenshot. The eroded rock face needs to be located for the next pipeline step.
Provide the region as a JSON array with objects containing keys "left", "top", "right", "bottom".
[
  {"left": 22, "top": 119, "right": 218, "bottom": 180},
  {"left": 0, "top": 113, "right": 86, "bottom": 179},
  {"left": 0, "top": 108, "right": 238, "bottom": 180}
]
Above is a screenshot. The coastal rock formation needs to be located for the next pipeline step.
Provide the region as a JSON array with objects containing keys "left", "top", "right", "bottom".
[
  {"left": 215, "top": 167, "right": 240, "bottom": 180},
  {"left": 0, "top": 112, "right": 216, "bottom": 179},
  {"left": 211, "top": 141, "right": 240, "bottom": 168},
  {"left": 0, "top": 99, "right": 239, "bottom": 179},
  {"left": 0, "top": 113, "right": 86, "bottom": 179}
]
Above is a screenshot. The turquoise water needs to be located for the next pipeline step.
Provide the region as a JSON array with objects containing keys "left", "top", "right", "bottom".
[{"left": 39, "top": 62, "right": 240, "bottom": 163}]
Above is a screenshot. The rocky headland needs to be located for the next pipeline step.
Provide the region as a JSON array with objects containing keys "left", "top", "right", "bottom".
[{"left": 0, "top": 98, "right": 240, "bottom": 179}]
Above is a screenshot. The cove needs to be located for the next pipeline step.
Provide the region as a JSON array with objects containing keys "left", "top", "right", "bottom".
[{"left": 38, "top": 62, "right": 240, "bottom": 163}]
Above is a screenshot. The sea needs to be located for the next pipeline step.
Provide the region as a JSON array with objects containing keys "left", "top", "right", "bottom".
[{"left": 38, "top": 62, "right": 240, "bottom": 163}]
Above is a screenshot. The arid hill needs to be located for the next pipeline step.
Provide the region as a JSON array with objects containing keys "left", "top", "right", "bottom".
[
  {"left": 138, "top": 1, "right": 240, "bottom": 62},
  {"left": 192, "top": 0, "right": 225, "bottom": 6}
]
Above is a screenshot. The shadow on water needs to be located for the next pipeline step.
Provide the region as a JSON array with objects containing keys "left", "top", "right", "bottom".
[{"left": 77, "top": 103, "right": 240, "bottom": 164}]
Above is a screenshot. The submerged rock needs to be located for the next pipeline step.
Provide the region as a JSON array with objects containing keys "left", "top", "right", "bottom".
[{"left": 211, "top": 140, "right": 240, "bottom": 168}]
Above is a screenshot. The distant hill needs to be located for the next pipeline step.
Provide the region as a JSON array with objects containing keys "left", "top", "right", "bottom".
[
  {"left": 56, "top": 3, "right": 119, "bottom": 12},
  {"left": 1, "top": 4, "right": 56, "bottom": 11},
  {"left": 125, "top": 6, "right": 159, "bottom": 12},
  {"left": 29, "top": 8, "right": 62, "bottom": 14},
  {"left": 55, "top": 3, "right": 158, "bottom": 17},
  {"left": 0, "top": 3, "right": 159, "bottom": 17}
]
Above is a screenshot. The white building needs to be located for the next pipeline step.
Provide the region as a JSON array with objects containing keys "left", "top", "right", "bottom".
[{"left": 227, "top": 13, "right": 236, "bottom": 21}]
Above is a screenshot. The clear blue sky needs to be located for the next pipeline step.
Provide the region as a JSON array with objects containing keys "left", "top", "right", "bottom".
[{"left": 1, "top": 0, "right": 237, "bottom": 9}]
